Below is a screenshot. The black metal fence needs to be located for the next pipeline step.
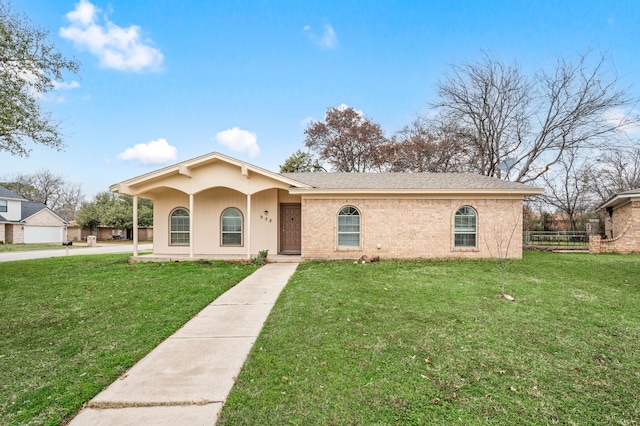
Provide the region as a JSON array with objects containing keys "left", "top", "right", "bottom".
[{"left": 523, "top": 231, "right": 589, "bottom": 247}]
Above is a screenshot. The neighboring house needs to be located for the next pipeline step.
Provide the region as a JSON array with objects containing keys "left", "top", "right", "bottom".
[
  {"left": 110, "top": 152, "right": 543, "bottom": 260},
  {"left": 67, "top": 222, "right": 154, "bottom": 241},
  {"left": 590, "top": 188, "right": 640, "bottom": 254},
  {"left": 0, "top": 186, "right": 68, "bottom": 244}
]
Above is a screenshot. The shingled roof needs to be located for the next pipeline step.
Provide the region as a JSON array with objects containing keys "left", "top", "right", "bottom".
[
  {"left": 21, "top": 201, "right": 49, "bottom": 221},
  {"left": 281, "top": 172, "right": 542, "bottom": 194},
  {"left": 0, "top": 185, "right": 26, "bottom": 201},
  {"left": 597, "top": 188, "right": 640, "bottom": 210}
]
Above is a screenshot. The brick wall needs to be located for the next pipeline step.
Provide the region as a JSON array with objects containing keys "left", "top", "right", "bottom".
[
  {"left": 301, "top": 197, "right": 524, "bottom": 260},
  {"left": 592, "top": 200, "right": 640, "bottom": 254},
  {"left": 25, "top": 209, "right": 63, "bottom": 226}
]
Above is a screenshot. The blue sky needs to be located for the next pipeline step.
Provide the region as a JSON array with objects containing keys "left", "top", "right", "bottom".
[{"left": 6, "top": 0, "right": 640, "bottom": 198}]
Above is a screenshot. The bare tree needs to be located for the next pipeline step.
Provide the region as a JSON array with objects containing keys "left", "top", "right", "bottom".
[
  {"left": 590, "top": 146, "right": 640, "bottom": 204},
  {"left": 540, "top": 148, "right": 596, "bottom": 231},
  {"left": 382, "top": 118, "right": 479, "bottom": 172},
  {"left": 434, "top": 51, "right": 636, "bottom": 183},
  {"left": 0, "top": 1, "right": 79, "bottom": 157},
  {"left": 304, "top": 105, "right": 389, "bottom": 172},
  {"left": 484, "top": 214, "right": 521, "bottom": 300},
  {"left": 1, "top": 169, "right": 83, "bottom": 221}
]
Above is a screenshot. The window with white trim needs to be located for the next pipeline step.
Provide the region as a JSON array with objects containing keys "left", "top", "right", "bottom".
[
  {"left": 170, "top": 208, "right": 190, "bottom": 245},
  {"left": 0, "top": 200, "right": 6, "bottom": 213},
  {"left": 337, "top": 206, "right": 360, "bottom": 247},
  {"left": 454, "top": 206, "right": 477, "bottom": 247},
  {"left": 221, "top": 208, "right": 243, "bottom": 246}
]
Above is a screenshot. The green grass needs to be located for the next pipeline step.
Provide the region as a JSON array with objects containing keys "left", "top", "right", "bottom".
[
  {"left": 0, "top": 240, "right": 152, "bottom": 252},
  {"left": 0, "top": 255, "right": 256, "bottom": 426},
  {"left": 219, "top": 252, "right": 640, "bottom": 425},
  {"left": 0, "top": 243, "right": 72, "bottom": 252}
]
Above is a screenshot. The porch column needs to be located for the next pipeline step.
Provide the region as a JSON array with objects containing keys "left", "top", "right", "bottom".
[
  {"left": 132, "top": 195, "right": 139, "bottom": 257},
  {"left": 189, "top": 193, "right": 194, "bottom": 259},
  {"left": 246, "top": 193, "right": 251, "bottom": 259}
]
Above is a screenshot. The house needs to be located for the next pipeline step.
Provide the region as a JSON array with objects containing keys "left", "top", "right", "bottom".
[
  {"left": 590, "top": 188, "right": 640, "bottom": 254},
  {"left": 66, "top": 222, "right": 154, "bottom": 242},
  {"left": 0, "top": 186, "right": 68, "bottom": 244},
  {"left": 110, "top": 152, "right": 543, "bottom": 260}
]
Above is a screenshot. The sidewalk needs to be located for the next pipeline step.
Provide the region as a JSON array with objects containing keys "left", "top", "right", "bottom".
[
  {"left": 0, "top": 243, "right": 153, "bottom": 262},
  {"left": 68, "top": 262, "right": 299, "bottom": 426}
]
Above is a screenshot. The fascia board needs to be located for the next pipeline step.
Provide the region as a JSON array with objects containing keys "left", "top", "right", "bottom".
[{"left": 288, "top": 187, "right": 544, "bottom": 196}]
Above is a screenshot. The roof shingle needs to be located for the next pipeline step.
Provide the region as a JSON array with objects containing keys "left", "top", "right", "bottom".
[{"left": 281, "top": 172, "right": 540, "bottom": 192}]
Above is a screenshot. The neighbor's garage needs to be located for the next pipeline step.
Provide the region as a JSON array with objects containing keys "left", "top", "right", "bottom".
[{"left": 24, "top": 226, "right": 64, "bottom": 244}]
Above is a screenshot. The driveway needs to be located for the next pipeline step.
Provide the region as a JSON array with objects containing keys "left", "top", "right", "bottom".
[{"left": 0, "top": 243, "right": 153, "bottom": 262}]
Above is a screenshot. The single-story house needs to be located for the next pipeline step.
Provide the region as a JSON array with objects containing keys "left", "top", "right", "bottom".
[
  {"left": 66, "top": 222, "right": 154, "bottom": 241},
  {"left": 590, "top": 188, "right": 640, "bottom": 254},
  {"left": 110, "top": 152, "right": 543, "bottom": 260},
  {"left": 0, "top": 186, "right": 68, "bottom": 244}
]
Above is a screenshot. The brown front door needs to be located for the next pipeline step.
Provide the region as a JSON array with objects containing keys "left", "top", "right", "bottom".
[{"left": 280, "top": 204, "right": 301, "bottom": 254}]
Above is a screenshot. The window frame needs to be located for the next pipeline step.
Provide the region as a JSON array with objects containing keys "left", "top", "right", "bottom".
[
  {"left": 221, "top": 207, "right": 243, "bottom": 247},
  {"left": 337, "top": 205, "right": 361, "bottom": 248},
  {"left": 0, "top": 200, "right": 6, "bottom": 213},
  {"left": 169, "top": 207, "right": 190, "bottom": 246},
  {"left": 453, "top": 206, "right": 477, "bottom": 248}
]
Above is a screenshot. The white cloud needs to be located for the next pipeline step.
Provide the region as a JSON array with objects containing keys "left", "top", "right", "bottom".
[
  {"left": 603, "top": 107, "right": 640, "bottom": 137},
  {"left": 52, "top": 80, "right": 81, "bottom": 90},
  {"left": 59, "top": 0, "right": 164, "bottom": 72},
  {"left": 117, "top": 138, "right": 177, "bottom": 165},
  {"left": 300, "top": 116, "right": 315, "bottom": 128},
  {"left": 303, "top": 24, "right": 338, "bottom": 49},
  {"left": 214, "top": 127, "right": 260, "bottom": 157},
  {"left": 17, "top": 69, "right": 80, "bottom": 101},
  {"left": 336, "top": 103, "right": 363, "bottom": 116}
]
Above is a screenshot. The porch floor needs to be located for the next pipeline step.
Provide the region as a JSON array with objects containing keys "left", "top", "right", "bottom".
[{"left": 129, "top": 253, "right": 302, "bottom": 263}]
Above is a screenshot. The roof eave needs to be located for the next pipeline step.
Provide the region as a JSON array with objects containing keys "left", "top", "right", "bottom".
[
  {"left": 111, "top": 152, "right": 312, "bottom": 194},
  {"left": 288, "top": 187, "right": 544, "bottom": 196},
  {"left": 597, "top": 193, "right": 640, "bottom": 211}
]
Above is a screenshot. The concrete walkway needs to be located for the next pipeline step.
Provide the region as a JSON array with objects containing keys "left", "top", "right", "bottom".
[{"left": 68, "top": 262, "right": 299, "bottom": 426}]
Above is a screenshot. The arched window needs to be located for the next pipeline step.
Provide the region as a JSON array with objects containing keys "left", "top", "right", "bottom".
[
  {"left": 454, "top": 206, "right": 477, "bottom": 247},
  {"left": 221, "top": 208, "right": 243, "bottom": 246},
  {"left": 170, "top": 208, "right": 190, "bottom": 245},
  {"left": 337, "top": 206, "right": 360, "bottom": 247}
]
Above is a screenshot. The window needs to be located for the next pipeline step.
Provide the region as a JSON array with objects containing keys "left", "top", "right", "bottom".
[
  {"left": 454, "top": 206, "right": 477, "bottom": 247},
  {"left": 170, "top": 208, "right": 190, "bottom": 245},
  {"left": 337, "top": 206, "right": 360, "bottom": 247},
  {"left": 0, "top": 200, "right": 6, "bottom": 213},
  {"left": 221, "top": 208, "right": 243, "bottom": 246}
]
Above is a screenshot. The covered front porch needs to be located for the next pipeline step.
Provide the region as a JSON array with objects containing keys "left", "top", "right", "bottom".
[
  {"left": 110, "top": 153, "right": 308, "bottom": 260},
  {"left": 128, "top": 252, "right": 302, "bottom": 263}
]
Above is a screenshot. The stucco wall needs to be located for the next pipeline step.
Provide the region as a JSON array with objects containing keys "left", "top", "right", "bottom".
[
  {"left": 300, "top": 196, "right": 524, "bottom": 260},
  {"left": 154, "top": 190, "right": 189, "bottom": 255},
  {"left": 152, "top": 187, "right": 300, "bottom": 257}
]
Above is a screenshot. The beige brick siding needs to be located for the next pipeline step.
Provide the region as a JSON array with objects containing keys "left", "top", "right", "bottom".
[
  {"left": 12, "top": 224, "right": 24, "bottom": 244},
  {"left": 25, "top": 209, "right": 63, "bottom": 226},
  {"left": 301, "top": 196, "right": 524, "bottom": 260},
  {"left": 593, "top": 200, "right": 640, "bottom": 254}
]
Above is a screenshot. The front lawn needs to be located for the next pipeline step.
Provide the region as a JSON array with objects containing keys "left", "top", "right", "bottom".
[
  {"left": 0, "top": 243, "right": 74, "bottom": 252},
  {"left": 0, "top": 255, "right": 256, "bottom": 425},
  {"left": 219, "top": 252, "right": 640, "bottom": 425}
]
